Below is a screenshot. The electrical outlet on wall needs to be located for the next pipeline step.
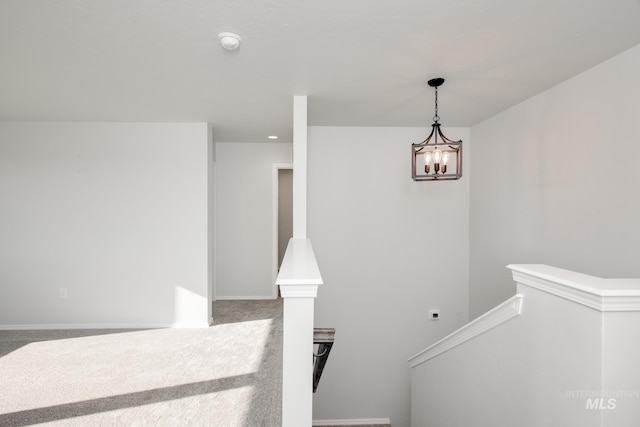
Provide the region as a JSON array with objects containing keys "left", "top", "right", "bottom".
[
  {"left": 429, "top": 309, "right": 440, "bottom": 320},
  {"left": 59, "top": 287, "right": 68, "bottom": 298}
]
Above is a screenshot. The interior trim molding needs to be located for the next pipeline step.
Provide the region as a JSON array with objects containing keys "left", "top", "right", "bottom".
[
  {"left": 0, "top": 321, "right": 211, "bottom": 330},
  {"left": 408, "top": 294, "right": 524, "bottom": 368},
  {"left": 312, "top": 418, "right": 391, "bottom": 426},
  {"left": 215, "top": 295, "right": 278, "bottom": 301},
  {"left": 508, "top": 264, "right": 640, "bottom": 312}
]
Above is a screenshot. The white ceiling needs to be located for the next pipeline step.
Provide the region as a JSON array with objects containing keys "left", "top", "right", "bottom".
[{"left": 1, "top": 0, "right": 640, "bottom": 142}]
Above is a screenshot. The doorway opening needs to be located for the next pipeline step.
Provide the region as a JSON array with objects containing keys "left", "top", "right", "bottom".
[{"left": 272, "top": 164, "right": 293, "bottom": 298}]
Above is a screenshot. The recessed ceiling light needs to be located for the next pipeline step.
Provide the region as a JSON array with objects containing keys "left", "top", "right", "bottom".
[
  {"left": 218, "top": 32, "right": 242, "bottom": 51},
  {"left": 268, "top": 135, "right": 278, "bottom": 140}
]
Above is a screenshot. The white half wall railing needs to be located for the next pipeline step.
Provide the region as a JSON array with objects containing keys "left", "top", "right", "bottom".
[
  {"left": 408, "top": 264, "right": 640, "bottom": 427},
  {"left": 276, "top": 238, "right": 323, "bottom": 427}
]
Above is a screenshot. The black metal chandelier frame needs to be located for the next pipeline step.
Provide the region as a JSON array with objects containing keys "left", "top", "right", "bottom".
[{"left": 411, "top": 78, "right": 462, "bottom": 181}]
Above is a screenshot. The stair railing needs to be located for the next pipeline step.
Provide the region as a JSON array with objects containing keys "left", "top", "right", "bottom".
[{"left": 313, "top": 328, "right": 335, "bottom": 393}]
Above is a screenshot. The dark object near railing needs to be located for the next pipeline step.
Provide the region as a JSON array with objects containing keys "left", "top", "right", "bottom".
[{"left": 313, "top": 328, "right": 335, "bottom": 393}]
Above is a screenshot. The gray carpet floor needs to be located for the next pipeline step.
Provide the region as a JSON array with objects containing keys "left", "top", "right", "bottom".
[{"left": 0, "top": 299, "right": 282, "bottom": 427}]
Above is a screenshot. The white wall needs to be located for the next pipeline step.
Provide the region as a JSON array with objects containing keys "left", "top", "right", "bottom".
[
  {"left": 411, "top": 282, "right": 603, "bottom": 427},
  {"left": 215, "top": 142, "right": 292, "bottom": 299},
  {"left": 308, "top": 126, "right": 470, "bottom": 427},
  {"left": 469, "top": 43, "right": 640, "bottom": 318},
  {"left": 0, "top": 122, "right": 211, "bottom": 327},
  {"left": 411, "top": 265, "right": 640, "bottom": 427}
]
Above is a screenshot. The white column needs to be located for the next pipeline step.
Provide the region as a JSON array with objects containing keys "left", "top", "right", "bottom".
[
  {"left": 281, "top": 296, "right": 315, "bottom": 427},
  {"left": 292, "top": 96, "right": 307, "bottom": 239},
  {"left": 277, "top": 238, "right": 323, "bottom": 427},
  {"left": 279, "top": 96, "right": 322, "bottom": 426}
]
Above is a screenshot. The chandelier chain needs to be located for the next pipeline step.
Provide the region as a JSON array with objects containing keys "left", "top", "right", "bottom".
[{"left": 433, "top": 86, "right": 440, "bottom": 123}]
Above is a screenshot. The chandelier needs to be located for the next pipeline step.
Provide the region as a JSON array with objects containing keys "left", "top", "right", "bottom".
[{"left": 411, "top": 78, "right": 462, "bottom": 181}]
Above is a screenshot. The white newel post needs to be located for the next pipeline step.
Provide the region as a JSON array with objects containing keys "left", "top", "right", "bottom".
[
  {"left": 277, "top": 95, "right": 323, "bottom": 425},
  {"left": 277, "top": 238, "right": 323, "bottom": 427}
]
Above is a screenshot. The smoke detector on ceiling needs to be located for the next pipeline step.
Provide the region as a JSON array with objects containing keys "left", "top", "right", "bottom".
[{"left": 218, "top": 32, "right": 242, "bottom": 51}]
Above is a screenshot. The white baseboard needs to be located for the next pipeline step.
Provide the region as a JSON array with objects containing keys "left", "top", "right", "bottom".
[
  {"left": 0, "top": 321, "right": 211, "bottom": 330},
  {"left": 215, "top": 295, "right": 277, "bottom": 300},
  {"left": 312, "top": 419, "right": 391, "bottom": 426}
]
